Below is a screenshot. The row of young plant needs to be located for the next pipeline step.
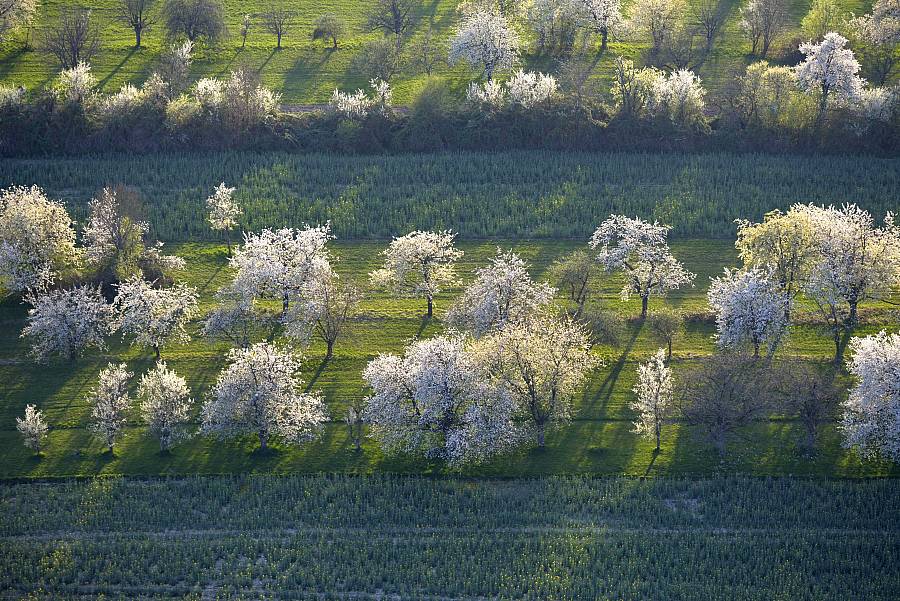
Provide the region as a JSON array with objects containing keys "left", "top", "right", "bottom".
[
  {"left": 3, "top": 184, "right": 899, "bottom": 464},
  {"left": 1, "top": 1, "right": 899, "bottom": 156},
  {"left": 2, "top": 150, "right": 896, "bottom": 241}
]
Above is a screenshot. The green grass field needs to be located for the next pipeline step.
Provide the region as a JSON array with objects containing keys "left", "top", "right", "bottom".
[
  {"left": 1, "top": 237, "right": 897, "bottom": 480},
  {"left": 0, "top": 0, "right": 877, "bottom": 104},
  {"left": 1, "top": 475, "right": 898, "bottom": 599}
]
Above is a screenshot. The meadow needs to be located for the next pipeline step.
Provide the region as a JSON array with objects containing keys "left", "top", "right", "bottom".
[
  {"left": 0, "top": 0, "right": 877, "bottom": 104},
  {"left": 1, "top": 475, "right": 898, "bottom": 599}
]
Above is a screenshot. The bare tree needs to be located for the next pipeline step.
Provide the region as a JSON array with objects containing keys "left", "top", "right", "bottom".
[
  {"left": 352, "top": 38, "right": 401, "bottom": 82},
  {"left": 312, "top": 14, "right": 345, "bottom": 49},
  {"left": 773, "top": 360, "right": 840, "bottom": 454},
  {"left": 546, "top": 250, "right": 597, "bottom": 318},
  {"left": 43, "top": 6, "right": 101, "bottom": 69},
  {"left": 365, "top": 0, "right": 416, "bottom": 51},
  {"left": 410, "top": 25, "right": 443, "bottom": 76},
  {"left": 691, "top": 0, "right": 725, "bottom": 52},
  {"left": 262, "top": 6, "right": 295, "bottom": 49},
  {"left": 741, "top": 0, "right": 786, "bottom": 58},
  {"left": 679, "top": 354, "right": 771, "bottom": 457},
  {"left": 239, "top": 14, "right": 250, "bottom": 48},
  {"left": 647, "top": 307, "right": 684, "bottom": 361},
  {"left": 163, "top": 0, "right": 225, "bottom": 45},
  {"left": 117, "top": 0, "right": 156, "bottom": 48}
]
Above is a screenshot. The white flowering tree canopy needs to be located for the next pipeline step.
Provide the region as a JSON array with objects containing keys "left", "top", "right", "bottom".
[
  {"left": 206, "top": 182, "right": 240, "bottom": 232},
  {"left": 577, "top": 0, "right": 624, "bottom": 47},
  {"left": 138, "top": 361, "right": 194, "bottom": 451},
  {"left": 330, "top": 79, "right": 393, "bottom": 119},
  {"left": 447, "top": 249, "right": 555, "bottom": 337},
  {"left": 89, "top": 363, "right": 133, "bottom": 452},
  {"left": 0, "top": 185, "right": 80, "bottom": 294},
  {"left": 114, "top": 278, "right": 200, "bottom": 358},
  {"left": 284, "top": 264, "right": 361, "bottom": 358},
  {"left": 363, "top": 333, "right": 518, "bottom": 464},
  {"left": 589, "top": 215, "right": 695, "bottom": 317},
  {"left": 370, "top": 230, "right": 463, "bottom": 317},
  {"left": 449, "top": 9, "right": 519, "bottom": 80},
  {"left": 0, "top": 0, "right": 37, "bottom": 42},
  {"left": 842, "top": 330, "right": 900, "bottom": 461},
  {"left": 475, "top": 316, "right": 598, "bottom": 446},
  {"left": 708, "top": 267, "right": 790, "bottom": 357},
  {"left": 851, "top": 0, "right": 900, "bottom": 47},
  {"left": 200, "top": 342, "right": 328, "bottom": 449},
  {"left": 631, "top": 348, "right": 673, "bottom": 450},
  {"left": 231, "top": 225, "right": 333, "bottom": 314},
  {"left": 56, "top": 62, "right": 96, "bottom": 104},
  {"left": 21, "top": 285, "right": 113, "bottom": 362},
  {"left": 795, "top": 32, "right": 864, "bottom": 117},
  {"left": 16, "top": 404, "right": 48, "bottom": 453}
]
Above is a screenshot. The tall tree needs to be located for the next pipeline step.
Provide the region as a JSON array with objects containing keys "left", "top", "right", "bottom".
[
  {"left": 740, "top": 0, "right": 786, "bottom": 58},
  {"left": 371, "top": 230, "right": 462, "bottom": 318},
  {"left": 365, "top": 0, "right": 416, "bottom": 52},
  {"left": 89, "top": 363, "right": 133, "bottom": 453},
  {"left": 630, "top": 0, "right": 686, "bottom": 54},
  {"left": 21, "top": 286, "right": 113, "bottom": 362},
  {"left": 285, "top": 267, "right": 361, "bottom": 360},
  {"left": 707, "top": 267, "right": 789, "bottom": 358},
  {"left": 795, "top": 32, "right": 864, "bottom": 126},
  {"left": 43, "top": 6, "right": 101, "bottom": 70},
  {"left": 449, "top": 9, "right": 519, "bottom": 80},
  {"left": 117, "top": 0, "right": 157, "bottom": 48},
  {"left": 589, "top": 215, "right": 694, "bottom": 318},
  {"left": 137, "top": 360, "right": 194, "bottom": 451},
  {"left": 0, "top": 0, "right": 37, "bottom": 45},
  {"left": 201, "top": 343, "right": 327, "bottom": 450},
  {"left": 546, "top": 249, "right": 597, "bottom": 318},
  {"left": 114, "top": 278, "right": 199, "bottom": 359}
]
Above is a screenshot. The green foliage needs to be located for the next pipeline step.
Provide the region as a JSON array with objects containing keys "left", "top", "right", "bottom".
[
  {"left": 0, "top": 475, "right": 898, "bottom": 599},
  {"left": 1, "top": 151, "right": 897, "bottom": 240}
]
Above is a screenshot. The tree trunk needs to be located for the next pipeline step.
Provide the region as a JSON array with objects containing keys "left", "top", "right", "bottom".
[
  {"left": 154, "top": 345, "right": 161, "bottom": 360},
  {"left": 667, "top": 340, "right": 673, "bottom": 361},
  {"left": 640, "top": 295, "right": 649, "bottom": 319},
  {"left": 226, "top": 235, "right": 232, "bottom": 257},
  {"left": 536, "top": 424, "right": 546, "bottom": 447},
  {"left": 426, "top": 296, "right": 433, "bottom": 318},
  {"left": 325, "top": 340, "right": 334, "bottom": 360},
  {"left": 332, "top": 36, "right": 338, "bottom": 49},
  {"left": 259, "top": 431, "right": 268, "bottom": 450},
  {"left": 600, "top": 29, "right": 608, "bottom": 52},
  {"left": 276, "top": 33, "right": 282, "bottom": 49},
  {"left": 655, "top": 423, "right": 661, "bottom": 452},
  {"left": 135, "top": 27, "right": 142, "bottom": 48}
]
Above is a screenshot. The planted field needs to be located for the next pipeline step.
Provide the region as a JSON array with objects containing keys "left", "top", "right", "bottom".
[
  {"left": 1, "top": 475, "right": 898, "bottom": 599},
  {"left": 1, "top": 236, "right": 897, "bottom": 479},
  {"left": 1, "top": 151, "right": 899, "bottom": 240},
  {"left": 0, "top": 0, "right": 876, "bottom": 104}
]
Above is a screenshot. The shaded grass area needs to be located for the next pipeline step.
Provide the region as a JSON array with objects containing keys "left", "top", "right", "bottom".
[
  {"left": 0, "top": 239, "right": 897, "bottom": 479},
  {"left": 0, "top": 476, "right": 898, "bottom": 599},
  {"left": 0, "top": 0, "right": 879, "bottom": 104}
]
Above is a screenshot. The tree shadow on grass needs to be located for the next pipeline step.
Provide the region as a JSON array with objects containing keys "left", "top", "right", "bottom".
[{"left": 98, "top": 47, "right": 138, "bottom": 91}]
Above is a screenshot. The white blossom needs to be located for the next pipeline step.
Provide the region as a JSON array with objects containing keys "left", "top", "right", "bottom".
[
  {"left": 589, "top": 215, "right": 695, "bottom": 317},
  {"left": 330, "top": 88, "right": 374, "bottom": 118},
  {"left": 631, "top": 348, "right": 673, "bottom": 450},
  {"left": 137, "top": 361, "right": 194, "bottom": 451},
  {"left": 16, "top": 404, "right": 48, "bottom": 453},
  {"left": 200, "top": 342, "right": 327, "bottom": 449},
  {"left": 206, "top": 182, "right": 240, "bottom": 232},
  {"left": 466, "top": 79, "right": 506, "bottom": 108},
  {"left": 284, "top": 265, "right": 361, "bottom": 358},
  {"left": 21, "top": 285, "right": 113, "bottom": 362},
  {"left": 577, "top": 0, "right": 624, "bottom": 43},
  {"left": 449, "top": 9, "right": 519, "bottom": 80},
  {"left": 370, "top": 230, "right": 463, "bottom": 317},
  {"left": 850, "top": 0, "right": 900, "bottom": 47},
  {"left": 114, "top": 278, "right": 200, "bottom": 358},
  {"left": 795, "top": 32, "right": 865, "bottom": 122},
  {"left": 0, "top": 83, "right": 25, "bottom": 110},
  {"left": 89, "top": 363, "right": 133, "bottom": 452},
  {"left": 231, "top": 225, "right": 333, "bottom": 316},
  {"left": 56, "top": 61, "right": 96, "bottom": 104},
  {"left": 363, "top": 333, "right": 518, "bottom": 464},
  {"left": 82, "top": 187, "right": 149, "bottom": 272},
  {"left": 475, "top": 316, "right": 598, "bottom": 446},
  {"left": 708, "top": 267, "right": 789, "bottom": 357},
  {"left": 842, "top": 330, "right": 900, "bottom": 461},
  {"left": 100, "top": 83, "right": 145, "bottom": 118},
  {"left": 447, "top": 249, "right": 555, "bottom": 337},
  {"left": 505, "top": 69, "right": 558, "bottom": 107},
  {"left": 649, "top": 69, "right": 706, "bottom": 126},
  {"left": 0, "top": 185, "right": 80, "bottom": 294}
]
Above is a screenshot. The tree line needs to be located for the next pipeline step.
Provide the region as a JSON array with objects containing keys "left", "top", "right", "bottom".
[{"left": 4, "top": 184, "right": 899, "bottom": 465}]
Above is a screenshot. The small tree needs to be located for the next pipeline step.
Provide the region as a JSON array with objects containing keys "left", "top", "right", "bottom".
[
  {"left": 0, "top": 185, "right": 80, "bottom": 295},
  {"left": 22, "top": 286, "right": 113, "bottom": 362},
  {"left": 352, "top": 38, "right": 402, "bottom": 82},
  {"left": 285, "top": 268, "right": 361, "bottom": 360},
  {"left": 16, "top": 404, "right": 48, "bottom": 453},
  {"left": 447, "top": 249, "right": 555, "bottom": 337},
  {"left": 346, "top": 396, "right": 367, "bottom": 452},
  {"left": 365, "top": 0, "right": 416, "bottom": 52},
  {"left": 411, "top": 25, "right": 444, "bottom": 76},
  {"left": 691, "top": 0, "right": 725, "bottom": 52},
  {"left": 578, "top": 0, "right": 624, "bottom": 53},
  {"left": 43, "top": 6, "right": 101, "bottom": 69},
  {"left": 201, "top": 342, "right": 327, "bottom": 450},
  {"left": 589, "top": 215, "right": 695, "bottom": 319},
  {"left": 114, "top": 278, "right": 200, "bottom": 359},
  {"left": 774, "top": 360, "right": 839, "bottom": 453},
  {"left": 163, "top": 0, "right": 225, "bottom": 45},
  {"left": 841, "top": 330, "right": 900, "bottom": 461},
  {"left": 546, "top": 250, "right": 598, "bottom": 318},
  {"left": 801, "top": 0, "right": 847, "bottom": 41},
  {"left": 631, "top": 348, "right": 674, "bottom": 451},
  {"left": 312, "top": 13, "right": 344, "bottom": 49},
  {"left": 156, "top": 40, "right": 193, "bottom": 95},
  {"left": 795, "top": 32, "right": 864, "bottom": 126},
  {"left": 679, "top": 354, "right": 770, "bottom": 457},
  {"left": 137, "top": 360, "right": 193, "bottom": 451},
  {"left": 205, "top": 182, "right": 240, "bottom": 255},
  {"left": 707, "top": 267, "right": 789, "bottom": 358},
  {"left": 89, "top": 363, "right": 133, "bottom": 453},
  {"left": 239, "top": 14, "right": 250, "bottom": 48},
  {"left": 117, "top": 0, "right": 157, "bottom": 48},
  {"left": 647, "top": 307, "right": 684, "bottom": 360},
  {"left": 371, "top": 230, "right": 462, "bottom": 318},
  {"left": 449, "top": 9, "right": 519, "bottom": 80},
  {"left": 0, "top": 0, "right": 37, "bottom": 45},
  {"left": 740, "top": 0, "right": 786, "bottom": 58},
  {"left": 262, "top": 6, "right": 295, "bottom": 49},
  {"left": 850, "top": 0, "right": 900, "bottom": 85},
  {"left": 630, "top": 0, "right": 686, "bottom": 54},
  {"left": 203, "top": 281, "right": 269, "bottom": 348}
]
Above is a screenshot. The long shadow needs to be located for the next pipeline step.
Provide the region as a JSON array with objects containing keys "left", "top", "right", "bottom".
[
  {"left": 643, "top": 448, "right": 660, "bottom": 477},
  {"left": 414, "top": 316, "right": 431, "bottom": 339},
  {"left": 304, "top": 356, "right": 330, "bottom": 392},
  {"left": 589, "top": 320, "right": 643, "bottom": 413},
  {"left": 257, "top": 48, "right": 279, "bottom": 75},
  {"left": 98, "top": 47, "right": 138, "bottom": 90}
]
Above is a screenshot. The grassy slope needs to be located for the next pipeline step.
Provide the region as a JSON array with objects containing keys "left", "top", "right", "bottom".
[
  {"left": 1, "top": 239, "right": 897, "bottom": 479},
  {"left": 0, "top": 0, "right": 875, "bottom": 104}
]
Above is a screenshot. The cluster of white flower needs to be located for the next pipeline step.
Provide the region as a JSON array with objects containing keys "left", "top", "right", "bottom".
[
  {"left": 56, "top": 62, "right": 96, "bottom": 104},
  {"left": 330, "top": 79, "right": 393, "bottom": 118}
]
